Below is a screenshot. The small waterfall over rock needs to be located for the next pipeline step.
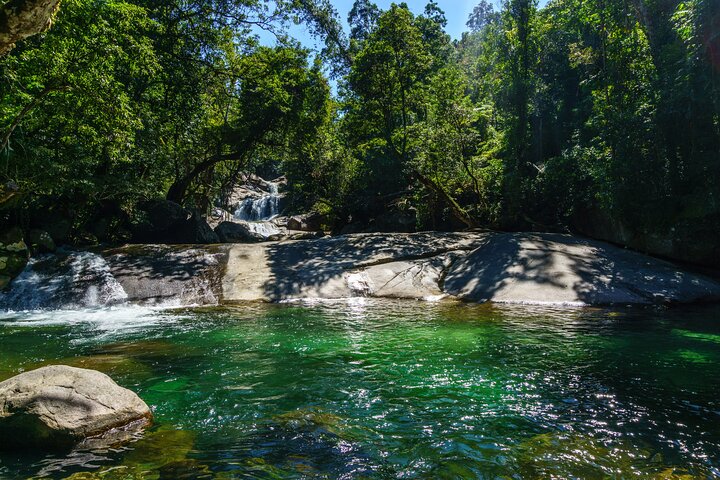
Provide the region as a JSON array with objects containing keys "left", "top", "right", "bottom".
[
  {"left": 234, "top": 182, "right": 281, "bottom": 221},
  {"left": 0, "top": 251, "right": 128, "bottom": 311},
  {"left": 244, "top": 221, "right": 282, "bottom": 238},
  {"left": 1, "top": 245, "right": 226, "bottom": 311}
]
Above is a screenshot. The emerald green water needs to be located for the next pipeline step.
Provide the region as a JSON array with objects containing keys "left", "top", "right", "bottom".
[{"left": 1, "top": 300, "right": 720, "bottom": 479}]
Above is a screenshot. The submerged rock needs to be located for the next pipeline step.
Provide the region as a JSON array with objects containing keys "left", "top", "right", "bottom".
[
  {"left": 513, "top": 431, "right": 710, "bottom": 478},
  {"left": 0, "top": 365, "right": 152, "bottom": 450},
  {"left": 272, "top": 409, "right": 345, "bottom": 435}
]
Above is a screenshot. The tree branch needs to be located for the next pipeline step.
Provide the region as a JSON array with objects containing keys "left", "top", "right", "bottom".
[{"left": 0, "top": 0, "right": 62, "bottom": 56}]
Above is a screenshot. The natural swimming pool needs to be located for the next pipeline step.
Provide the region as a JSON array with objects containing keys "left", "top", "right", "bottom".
[{"left": 1, "top": 300, "right": 719, "bottom": 478}]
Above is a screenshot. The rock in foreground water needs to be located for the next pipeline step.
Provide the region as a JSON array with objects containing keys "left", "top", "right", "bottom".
[{"left": 0, "top": 365, "right": 152, "bottom": 450}]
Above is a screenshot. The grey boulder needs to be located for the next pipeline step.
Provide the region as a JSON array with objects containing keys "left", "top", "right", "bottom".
[
  {"left": 0, "top": 365, "right": 152, "bottom": 449},
  {"left": 215, "top": 220, "right": 284, "bottom": 242}
]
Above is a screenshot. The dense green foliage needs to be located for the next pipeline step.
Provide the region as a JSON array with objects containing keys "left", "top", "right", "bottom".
[
  {"left": 0, "top": 0, "right": 331, "bottom": 240},
  {"left": 1, "top": 0, "right": 718, "bottom": 256},
  {"left": 291, "top": 0, "right": 719, "bottom": 254},
  {"left": 294, "top": 0, "right": 719, "bottom": 238}
]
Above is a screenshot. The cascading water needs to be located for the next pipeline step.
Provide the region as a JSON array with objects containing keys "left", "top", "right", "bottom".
[
  {"left": 0, "top": 251, "right": 128, "bottom": 311},
  {"left": 234, "top": 182, "right": 281, "bottom": 222},
  {"left": 229, "top": 181, "right": 285, "bottom": 240}
]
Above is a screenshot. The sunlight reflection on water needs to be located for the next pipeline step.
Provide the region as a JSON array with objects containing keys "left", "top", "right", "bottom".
[{"left": 0, "top": 300, "right": 719, "bottom": 478}]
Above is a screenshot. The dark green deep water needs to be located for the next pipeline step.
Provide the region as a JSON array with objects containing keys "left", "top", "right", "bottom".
[{"left": 1, "top": 300, "right": 720, "bottom": 479}]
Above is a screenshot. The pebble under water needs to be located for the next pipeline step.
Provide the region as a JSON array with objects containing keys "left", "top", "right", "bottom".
[{"left": 1, "top": 300, "right": 720, "bottom": 479}]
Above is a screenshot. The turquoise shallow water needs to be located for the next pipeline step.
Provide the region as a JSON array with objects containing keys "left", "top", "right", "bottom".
[{"left": 1, "top": 300, "right": 720, "bottom": 479}]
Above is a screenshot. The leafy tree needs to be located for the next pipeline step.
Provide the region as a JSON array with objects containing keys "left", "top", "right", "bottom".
[
  {"left": 166, "top": 45, "right": 330, "bottom": 204},
  {"left": 467, "top": 0, "right": 497, "bottom": 32},
  {"left": 348, "top": 0, "right": 380, "bottom": 44},
  {"left": 496, "top": 0, "right": 538, "bottom": 226},
  {"left": 0, "top": 0, "right": 161, "bottom": 234}
]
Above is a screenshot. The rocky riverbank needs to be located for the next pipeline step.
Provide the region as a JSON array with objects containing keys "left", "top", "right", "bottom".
[{"left": 2, "top": 232, "right": 719, "bottom": 309}]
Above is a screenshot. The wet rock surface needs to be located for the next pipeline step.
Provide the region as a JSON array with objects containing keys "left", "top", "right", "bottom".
[
  {"left": 0, "top": 250, "right": 127, "bottom": 309},
  {"left": 0, "top": 365, "right": 151, "bottom": 450},
  {"left": 2, "top": 232, "right": 719, "bottom": 309},
  {"left": 104, "top": 244, "right": 226, "bottom": 306},
  {"left": 215, "top": 220, "right": 284, "bottom": 243}
]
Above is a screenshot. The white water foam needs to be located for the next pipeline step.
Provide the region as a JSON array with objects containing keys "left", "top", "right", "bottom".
[
  {"left": 0, "top": 305, "right": 183, "bottom": 340},
  {"left": 244, "top": 221, "right": 282, "bottom": 238},
  {"left": 0, "top": 251, "right": 127, "bottom": 311}
]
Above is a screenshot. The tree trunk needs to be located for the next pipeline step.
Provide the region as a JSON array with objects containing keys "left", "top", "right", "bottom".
[
  {"left": 0, "top": 0, "right": 62, "bottom": 56},
  {"left": 413, "top": 170, "right": 478, "bottom": 229},
  {"left": 166, "top": 153, "right": 242, "bottom": 204},
  {"left": 1, "top": 85, "right": 65, "bottom": 152}
]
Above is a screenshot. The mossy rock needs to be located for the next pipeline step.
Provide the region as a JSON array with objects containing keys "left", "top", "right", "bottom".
[
  {"left": 272, "top": 409, "right": 345, "bottom": 435},
  {"left": 514, "top": 432, "right": 708, "bottom": 478},
  {"left": 62, "top": 428, "right": 199, "bottom": 480},
  {"left": 0, "top": 226, "right": 29, "bottom": 288}
]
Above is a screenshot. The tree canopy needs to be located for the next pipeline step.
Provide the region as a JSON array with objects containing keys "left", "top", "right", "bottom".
[{"left": 1, "top": 0, "right": 718, "bottom": 264}]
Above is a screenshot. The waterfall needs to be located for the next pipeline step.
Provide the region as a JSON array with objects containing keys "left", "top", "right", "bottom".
[
  {"left": 0, "top": 251, "right": 128, "bottom": 311},
  {"left": 234, "top": 182, "right": 281, "bottom": 221}
]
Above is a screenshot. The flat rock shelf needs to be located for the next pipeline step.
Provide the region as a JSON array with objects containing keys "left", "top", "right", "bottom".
[{"left": 106, "top": 232, "right": 720, "bottom": 307}]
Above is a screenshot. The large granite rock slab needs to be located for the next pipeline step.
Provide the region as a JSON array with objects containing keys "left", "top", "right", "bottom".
[
  {"left": 443, "top": 233, "right": 720, "bottom": 305},
  {"left": 221, "top": 232, "right": 720, "bottom": 305},
  {"left": 104, "top": 244, "right": 227, "bottom": 306},
  {"left": 3, "top": 232, "right": 718, "bottom": 309},
  {"left": 0, "top": 365, "right": 152, "bottom": 450},
  {"left": 221, "top": 232, "right": 486, "bottom": 302}
]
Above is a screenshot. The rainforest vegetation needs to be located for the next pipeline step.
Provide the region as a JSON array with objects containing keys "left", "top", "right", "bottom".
[{"left": 1, "top": 0, "right": 718, "bottom": 260}]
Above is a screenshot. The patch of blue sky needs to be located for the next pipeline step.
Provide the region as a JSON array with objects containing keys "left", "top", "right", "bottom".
[{"left": 256, "top": 0, "right": 550, "bottom": 47}]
